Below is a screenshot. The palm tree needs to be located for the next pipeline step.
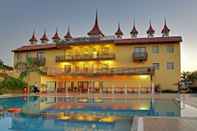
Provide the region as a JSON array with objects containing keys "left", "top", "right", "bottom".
[{"left": 16, "top": 57, "right": 45, "bottom": 81}]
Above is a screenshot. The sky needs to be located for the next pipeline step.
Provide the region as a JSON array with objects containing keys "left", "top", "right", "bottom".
[{"left": 0, "top": 0, "right": 197, "bottom": 71}]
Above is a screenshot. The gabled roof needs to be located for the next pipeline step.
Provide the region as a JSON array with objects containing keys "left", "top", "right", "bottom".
[{"left": 87, "top": 11, "right": 104, "bottom": 37}]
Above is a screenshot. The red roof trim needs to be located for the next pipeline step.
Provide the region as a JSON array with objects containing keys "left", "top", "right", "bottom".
[
  {"left": 12, "top": 44, "right": 57, "bottom": 52},
  {"left": 13, "top": 36, "right": 182, "bottom": 52},
  {"left": 115, "top": 36, "right": 182, "bottom": 45}
]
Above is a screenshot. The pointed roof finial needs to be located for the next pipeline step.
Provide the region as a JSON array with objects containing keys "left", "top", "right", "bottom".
[
  {"left": 130, "top": 19, "right": 138, "bottom": 38},
  {"left": 29, "top": 30, "right": 38, "bottom": 43},
  {"left": 40, "top": 29, "right": 49, "bottom": 42},
  {"left": 161, "top": 18, "right": 170, "bottom": 37},
  {"left": 52, "top": 27, "right": 61, "bottom": 40},
  {"left": 87, "top": 10, "right": 104, "bottom": 37},
  {"left": 147, "top": 20, "right": 155, "bottom": 37},
  {"left": 115, "top": 23, "right": 123, "bottom": 38},
  {"left": 64, "top": 25, "right": 72, "bottom": 40}
]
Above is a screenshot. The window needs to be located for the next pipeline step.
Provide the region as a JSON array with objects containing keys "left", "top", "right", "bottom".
[
  {"left": 37, "top": 51, "right": 44, "bottom": 59},
  {"left": 101, "top": 47, "right": 110, "bottom": 54},
  {"left": 153, "top": 63, "right": 160, "bottom": 70},
  {"left": 167, "top": 62, "right": 174, "bottom": 70},
  {"left": 134, "top": 47, "right": 146, "bottom": 53},
  {"left": 152, "top": 46, "right": 159, "bottom": 54},
  {"left": 166, "top": 45, "right": 174, "bottom": 53},
  {"left": 64, "top": 65, "right": 71, "bottom": 73}
]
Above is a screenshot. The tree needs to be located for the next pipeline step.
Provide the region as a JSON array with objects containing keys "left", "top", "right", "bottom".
[{"left": 15, "top": 57, "right": 45, "bottom": 81}]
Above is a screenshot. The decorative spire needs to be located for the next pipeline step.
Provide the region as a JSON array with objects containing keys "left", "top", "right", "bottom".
[
  {"left": 161, "top": 18, "right": 170, "bottom": 37},
  {"left": 146, "top": 20, "right": 155, "bottom": 37},
  {"left": 130, "top": 19, "right": 138, "bottom": 38},
  {"left": 40, "top": 29, "right": 49, "bottom": 43},
  {"left": 87, "top": 10, "right": 104, "bottom": 37},
  {"left": 115, "top": 23, "right": 123, "bottom": 38},
  {"left": 52, "top": 28, "right": 61, "bottom": 42},
  {"left": 29, "top": 30, "right": 38, "bottom": 45},
  {"left": 64, "top": 26, "right": 72, "bottom": 40}
]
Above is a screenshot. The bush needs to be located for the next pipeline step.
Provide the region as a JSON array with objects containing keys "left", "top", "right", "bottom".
[{"left": 0, "top": 76, "right": 26, "bottom": 94}]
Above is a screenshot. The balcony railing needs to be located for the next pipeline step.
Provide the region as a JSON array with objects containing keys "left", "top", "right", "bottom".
[
  {"left": 45, "top": 67, "right": 154, "bottom": 76},
  {"left": 133, "top": 52, "right": 148, "bottom": 62},
  {"left": 56, "top": 53, "right": 115, "bottom": 62}
]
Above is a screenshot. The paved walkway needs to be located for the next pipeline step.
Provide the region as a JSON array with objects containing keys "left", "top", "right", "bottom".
[{"left": 134, "top": 117, "right": 197, "bottom": 131}]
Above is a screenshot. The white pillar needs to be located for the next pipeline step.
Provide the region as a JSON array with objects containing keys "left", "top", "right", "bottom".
[{"left": 124, "top": 84, "right": 127, "bottom": 95}]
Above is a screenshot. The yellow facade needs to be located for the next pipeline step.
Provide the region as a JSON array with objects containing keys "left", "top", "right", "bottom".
[{"left": 13, "top": 36, "right": 182, "bottom": 93}]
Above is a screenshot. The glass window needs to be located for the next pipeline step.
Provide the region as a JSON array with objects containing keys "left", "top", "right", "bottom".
[
  {"left": 167, "top": 62, "right": 174, "bottom": 70},
  {"left": 153, "top": 63, "right": 160, "bottom": 70},
  {"left": 152, "top": 46, "right": 159, "bottom": 54},
  {"left": 134, "top": 47, "right": 146, "bottom": 53},
  {"left": 166, "top": 45, "right": 174, "bottom": 53},
  {"left": 37, "top": 51, "right": 44, "bottom": 59}
]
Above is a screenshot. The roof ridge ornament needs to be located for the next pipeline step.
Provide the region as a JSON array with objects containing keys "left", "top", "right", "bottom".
[
  {"left": 87, "top": 10, "right": 104, "bottom": 37},
  {"left": 64, "top": 25, "right": 72, "bottom": 40},
  {"left": 115, "top": 23, "right": 123, "bottom": 38},
  {"left": 161, "top": 18, "right": 170, "bottom": 37},
  {"left": 29, "top": 30, "right": 38, "bottom": 45},
  {"left": 130, "top": 19, "right": 139, "bottom": 38},
  {"left": 52, "top": 28, "right": 61, "bottom": 42},
  {"left": 40, "top": 29, "right": 49, "bottom": 43},
  {"left": 147, "top": 20, "right": 155, "bottom": 37}
]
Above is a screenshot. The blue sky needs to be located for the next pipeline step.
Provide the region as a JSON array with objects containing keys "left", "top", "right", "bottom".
[{"left": 0, "top": 0, "right": 197, "bottom": 71}]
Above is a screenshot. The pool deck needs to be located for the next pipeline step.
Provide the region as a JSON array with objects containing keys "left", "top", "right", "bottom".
[{"left": 134, "top": 117, "right": 197, "bottom": 131}]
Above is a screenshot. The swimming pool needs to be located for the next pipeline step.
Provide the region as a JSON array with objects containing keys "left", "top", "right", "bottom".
[{"left": 0, "top": 96, "right": 180, "bottom": 131}]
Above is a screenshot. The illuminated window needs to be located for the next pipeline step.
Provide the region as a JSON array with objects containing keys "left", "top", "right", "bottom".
[
  {"left": 101, "top": 47, "right": 110, "bottom": 54},
  {"left": 152, "top": 46, "right": 159, "bottom": 54},
  {"left": 166, "top": 45, "right": 174, "bottom": 53},
  {"left": 153, "top": 63, "right": 160, "bottom": 70},
  {"left": 64, "top": 65, "right": 71, "bottom": 73},
  {"left": 166, "top": 62, "right": 174, "bottom": 70}
]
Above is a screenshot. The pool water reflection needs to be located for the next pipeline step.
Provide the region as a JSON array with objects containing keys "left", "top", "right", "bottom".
[{"left": 0, "top": 96, "right": 180, "bottom": 131}]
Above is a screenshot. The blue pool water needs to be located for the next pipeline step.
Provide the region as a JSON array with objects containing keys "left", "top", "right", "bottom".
[{"left": 0, "top": 96, "right": 180, "bottom": 131}]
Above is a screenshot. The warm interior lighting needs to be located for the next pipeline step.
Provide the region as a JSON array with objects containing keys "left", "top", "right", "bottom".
[
  {"left": 139, "top": 75, "right": 149, "bottom": 79},
  {"left": 99, "top": 116, "right": 115, "bottom": 123}
]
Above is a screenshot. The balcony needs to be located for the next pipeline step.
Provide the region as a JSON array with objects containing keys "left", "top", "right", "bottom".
[
  {"left": 45, "top": 67, "right": 154, "bottom": 76},
  {"left": 56, "top": 53, "right": 115, "bottom": 62},
  {"left": 133, "top": 52, "right": 148, "bottom": 62}
]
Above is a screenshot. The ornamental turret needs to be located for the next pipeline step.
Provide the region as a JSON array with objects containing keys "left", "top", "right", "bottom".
[
  {"left": 40, "top": 30, "right": 49, "bottom": 44},
  {"left": 161, "top": 19, "right": 170, "bottom": 37},
  {"left": 130, "top": 20, "right": 138, "bottom": 38},
  {"left": 64, "top": 26, "right": 72, "bottom": 41},
  {"left": 52, "top": 28, "right": 61, "bottom": 43},
  {"left": 146, "top": 21, "right": 155, "bottom": 37},
  {"left": 29, "top": 31, "right": 38, "bottom": 45},
  {"left": 115, "top": 23, "right": 123, "bottom": 38},
  {"left": 87, "top": 11, "right": 104, "bottom": 37}
]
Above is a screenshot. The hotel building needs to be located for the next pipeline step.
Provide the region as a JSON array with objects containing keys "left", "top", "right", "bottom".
[{"left": 12, "top": 13, "right": 182, "bottom": 93}]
